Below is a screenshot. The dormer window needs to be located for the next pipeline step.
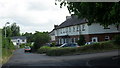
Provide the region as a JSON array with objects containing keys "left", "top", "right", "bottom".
[{"left": 104, "top": 25, "right": 110, "bottom": 29}]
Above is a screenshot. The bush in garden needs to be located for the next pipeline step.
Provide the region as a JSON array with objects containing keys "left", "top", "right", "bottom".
[
  {"left": 37, "top": 46, "right": 51, "bottom": 54},
  {"left": 19, "top": 44, "right": 26, "bottom": 48},
  {"left": 113, "top": 35, "right": 120, "bottom": 45},
  {"left": 46, "top": 47, "right": 77, "bottom": 56},
  {"left": 45, "top": 41, "right": 117, "bottom": 56},
  {"left": 50, "top": 42, "right": 56, "bottom": 47},
  {"left": 77, "top": 35, "right": 86, "bottom": 46},
  {"left": 80, "top": 41, "right": 114, "bottom": 50}
]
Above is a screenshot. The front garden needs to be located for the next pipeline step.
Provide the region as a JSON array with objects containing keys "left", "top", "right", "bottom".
[{"left": 37, "top": 35, "right": 120, "bottom": 56}]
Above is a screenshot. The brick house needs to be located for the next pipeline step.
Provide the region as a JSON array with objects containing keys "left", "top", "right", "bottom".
[{"left": 50, "top": 16, "right": 120, "bottom": 44}]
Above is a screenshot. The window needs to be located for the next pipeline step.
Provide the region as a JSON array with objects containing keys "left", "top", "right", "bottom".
[
  {"left": 116, "top": 25, "right": 119, "bottom": 30},
  {"left": 69, "top": 27, "right": 71, "bottom": 32},
  {"left": 66, "top": 28, "right": 68, "bottom": 33},
  {"left": 62, "top": 29, "right": 64, "bottom": 33},
  {"left": 73, "top": 26, "right": 75, "bottom": 32},
  {"left": 22, "top": 40, "right": 25, "bottom": 42},
  {"left": 76, "top": 26, "right": 79, "bottom": 31},
  {"left": 105, "top": 36, "right": 110, "bottom": 41},
  {"left": 71, "top": 38, "right": 74, "bottom": 43},
  {"left": 104, "top": 26, "right": 110, "bottom": 29},
  {"left": 18, "top": 40, "right": 20, "bottom": 42},
  {"left": 82, "top": 24, "right": 85, "bottom": 31},
  {"left": 17, "top": 43, "right": 19, "bottom": 45},
  {"left": 61, "top": 29, "right": 62, "bottom": 34}
]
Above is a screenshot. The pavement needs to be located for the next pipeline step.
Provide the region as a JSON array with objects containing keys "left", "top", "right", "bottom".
[{"left": 1, "top": 48, "right": 120, "bottom": 68}]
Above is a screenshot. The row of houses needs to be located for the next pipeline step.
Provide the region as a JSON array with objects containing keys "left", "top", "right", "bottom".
[{"left": 49, "top": 15, "right": 120, "bottom": 45}]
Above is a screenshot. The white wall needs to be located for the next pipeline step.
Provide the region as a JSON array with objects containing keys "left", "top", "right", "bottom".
[
  {"left": 11, "top": 38, "right": 27, "bottom": 46},
  {"left": 51, "top": 36, "right": 55, "bottom": 41},
  {"left": 55, "top": 23, "right": 89, "bottom": 36},
  {"left": 55, "top": 23, "right": 120, "bottom": 37}
]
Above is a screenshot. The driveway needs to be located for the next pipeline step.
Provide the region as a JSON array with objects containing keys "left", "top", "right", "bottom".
[{"left": 2, "top": 49, "right": 119, "bottom": 68}]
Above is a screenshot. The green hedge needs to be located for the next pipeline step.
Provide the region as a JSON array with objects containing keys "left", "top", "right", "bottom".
[
  {"left": 2, "top": 37, "right": 15, "bottom": 64},
  {"left": 37, "top": 46, "right": 51, "bottom": 54},
  {"left": 45, "top": 41, "right": 118, "bottom": 56},
  {"left": 113, "top": 35, "right": 120, "bottom": 45},
  {"left": 46, "top": 47, "right": 76, "bottom": 56}
]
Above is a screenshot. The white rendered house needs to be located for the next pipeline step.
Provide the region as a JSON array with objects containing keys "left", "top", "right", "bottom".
[
  {"left": 50, "top": 16, "right": 120, "bottom": 44},
  {"left": 11, "top": 36, "right": 27, "bottom": 47}
]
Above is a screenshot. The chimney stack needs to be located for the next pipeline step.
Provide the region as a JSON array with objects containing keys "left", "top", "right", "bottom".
[
  {"left": 54, "top": 25, "right": 58, "bottom": 29},
  {"left": 66, "top": 16, "right": 71, "bottom": 20}
]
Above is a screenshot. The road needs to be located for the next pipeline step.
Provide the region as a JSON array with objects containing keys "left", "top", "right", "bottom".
[{"left": 2, "top": 49, "right": 119, "bottom": 68}]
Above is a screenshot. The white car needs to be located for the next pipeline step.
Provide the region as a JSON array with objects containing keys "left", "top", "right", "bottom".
[
  {"left": 85, "top": 42, "right": 93, "bottom": 45},
  {"left": 59, "top": 43, "right": 79, "bottom": 48}
]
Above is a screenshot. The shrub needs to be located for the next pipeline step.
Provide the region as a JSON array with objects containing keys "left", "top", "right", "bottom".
[
  {"left": 77, "top": 35, "right": 86, "bottom": 46},
  {"left": 113, "top": 35, "right": 120, "bottom": 45},
  {"left": 81, "top": 41, "right": 115, "bottom": 50},
  {"left": 19, "top": 44, "right": 26, "bottom": 48},
  {"left": 37, "top": 46, "right": 51, "bottom": 54},
  {"left": 46, "top": 41, "right": 117, "bottom": 56},
  {"left": 50, "top": 42, "right": 56, "bottom": 47},
  {"left": 46, "top": 47, "right": 77, "bottom": 56}
]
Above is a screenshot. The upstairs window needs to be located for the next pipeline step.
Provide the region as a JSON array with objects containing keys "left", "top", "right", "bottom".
[
  {"left": 76, "top": 25, "right": 79, "bottom": 31},
  {"left": 69, "top": 27, "right": 71, "bottom": 32},
  {"left": 82, "top": 24, "right": 85, "bottom": 31},
  {"left": 73, "top": 26, "right": 75, "bottom": 32},
  {"left": 61, "top": 29, "right": 62, "bottom": 34},
  {"left": 66, "top": 28, "right": 68, "bottom": 33},
  {"left": 18, "top": 40, "right": 20, "bottom": 42}
]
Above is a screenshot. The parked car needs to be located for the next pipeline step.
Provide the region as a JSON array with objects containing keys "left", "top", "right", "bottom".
[
  {"left": 85, "top": 42, "right": 94, "bottom": 45},
  {"left": 24, "top": 46, "right": 31, "bottom": 53},
  {"left": 59, "top": 43, "right": 79, "bottom": 48}
]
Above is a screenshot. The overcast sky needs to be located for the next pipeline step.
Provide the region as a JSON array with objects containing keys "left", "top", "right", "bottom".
[{"left": 0, "top": 0, "right": 70, "bottom": 33}]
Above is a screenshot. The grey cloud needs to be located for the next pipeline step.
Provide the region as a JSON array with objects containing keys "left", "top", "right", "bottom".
[{"left": 28, "top": 2, "right": 49, "bottom": 11}]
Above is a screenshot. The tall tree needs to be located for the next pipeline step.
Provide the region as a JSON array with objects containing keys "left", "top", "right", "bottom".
[
  {"left": 33, "top": 31, "right": 50, "bottom": 50},
  {"left": 2, "top": 23, "right": 20, "bottom": 37},
  {"left": 22, "top": 32, "right": 34, "bottom": 43},
  {"left": 55, "top": 1, "right": 120, "bottom": 27},
  {"left": 11, "top": 23, "right": 20, "bottom": 36}
]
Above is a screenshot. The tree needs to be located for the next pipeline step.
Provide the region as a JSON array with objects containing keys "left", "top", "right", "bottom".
[
  {"left": 33, "top": 31, "right": 50, "bottom": 50},
  {"left": 77, "top": 35, "right": 86, "bottom": 46},
  {"left": 55, "top": 1, "right": 120, "bottom": 27},
  {"left": 22, "top": 32, "right": 34, "bottom": 43},
  {"left": 2, "top": 23, "right": 20, "bottom": 37},
  {"left": 10, "top": 23, "right": 20, "bottom": 36}
]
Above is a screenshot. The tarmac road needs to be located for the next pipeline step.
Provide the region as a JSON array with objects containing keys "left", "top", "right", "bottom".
[{"left": 1, "top": 49, "right": 119, "bottom": 68}]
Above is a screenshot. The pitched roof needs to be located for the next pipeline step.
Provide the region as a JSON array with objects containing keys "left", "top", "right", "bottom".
[
  {"left": 11, "top": 36, "right": 26, "bottom": 39},
  {"left": 57, "top": 16, "right": 88, "bottom": 29}
]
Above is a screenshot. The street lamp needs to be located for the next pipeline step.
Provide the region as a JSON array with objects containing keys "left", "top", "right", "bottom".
[{"left": 5, "top": 22, "right": 10, "bottom": 38}]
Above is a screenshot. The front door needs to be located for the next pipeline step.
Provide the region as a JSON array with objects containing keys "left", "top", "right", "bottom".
[{"left": 92, "top": 37, "right": 98, "bottom": 42}]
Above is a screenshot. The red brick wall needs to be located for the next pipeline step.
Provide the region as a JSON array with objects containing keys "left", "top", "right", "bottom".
[
  {"left": 55, "top": 32, "right": 120, "bottom": 43},
  {"left": 84, "top": 32, "right": 120, "bottom": 42}
]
